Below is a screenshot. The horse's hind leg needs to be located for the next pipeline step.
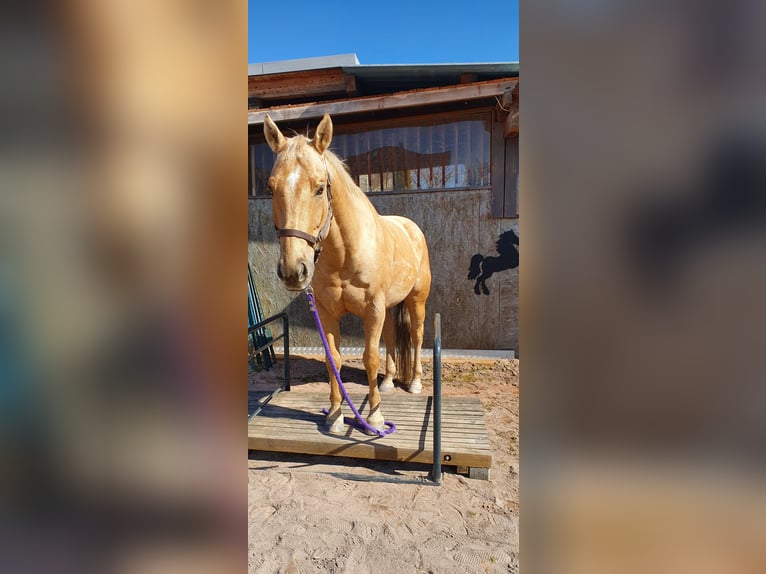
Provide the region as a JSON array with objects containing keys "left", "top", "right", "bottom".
[
  {"left": 476, "top": 270, "right": 491, "bottom": 294},
  {"left": 379, "top": 310, "right": 397, "bottom": 392},
  {"left": 317, "top": 306, "right": 345, "bottom": 434},
  {"left": 405, "top": 292, "right": 428, "bottom": 394}
]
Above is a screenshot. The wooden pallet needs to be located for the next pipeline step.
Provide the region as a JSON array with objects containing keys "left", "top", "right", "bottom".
[{"left": 248, "top": 390, "right": 492, "bottom": 479}]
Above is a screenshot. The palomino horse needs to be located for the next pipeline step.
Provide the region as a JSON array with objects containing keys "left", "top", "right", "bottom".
[{"left": 264, "top": 113, "right": 431, "bottom": 434}]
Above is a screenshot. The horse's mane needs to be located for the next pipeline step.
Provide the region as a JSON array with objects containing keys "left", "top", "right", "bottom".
[
  {"left": 496, "top": 230, "right": 519, "bottom": 255},
  {"left": 323, "top": 147, "right": 371, "bottom": 204}
]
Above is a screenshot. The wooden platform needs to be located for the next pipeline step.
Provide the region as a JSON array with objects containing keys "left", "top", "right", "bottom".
[{"left": 248, "top": 390, "right": 492, "bottom": 479}]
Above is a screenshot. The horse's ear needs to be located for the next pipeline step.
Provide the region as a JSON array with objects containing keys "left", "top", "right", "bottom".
[
  {"left": 264, "top": 114, "right": 286, "bottom": 153},
  {"left": 313, "top": 113, "right": 333, "bottom": 154}
]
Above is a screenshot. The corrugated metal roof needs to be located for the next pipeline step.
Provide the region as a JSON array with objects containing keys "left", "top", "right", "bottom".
[
  {"left": 345, "top": 62, "right": 518, "bottom": 79},
  {"left": 249, "top": 54, "right": 518, "bottom": 80}
]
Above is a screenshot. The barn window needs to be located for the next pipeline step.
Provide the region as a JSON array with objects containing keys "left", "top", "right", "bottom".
[
  {"left": 332, "top": 113, "right": 491, "bottom": 193},
  {"left": 248, "top": 111, "right": 493, "bottom": 197}
]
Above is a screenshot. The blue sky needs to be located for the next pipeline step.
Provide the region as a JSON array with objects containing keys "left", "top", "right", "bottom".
[{"left": 249, "top": 0, "right": 519, "bottom": 65}]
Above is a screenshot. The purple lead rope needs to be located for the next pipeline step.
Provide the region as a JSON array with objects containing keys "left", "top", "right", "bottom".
[{"left": 305, "top": 288, "right": 396, "bottom": 437}]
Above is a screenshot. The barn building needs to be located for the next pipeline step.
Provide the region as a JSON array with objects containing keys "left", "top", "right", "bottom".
[{"left": 248, "top": 54, "right": 519, "bottom": 352}]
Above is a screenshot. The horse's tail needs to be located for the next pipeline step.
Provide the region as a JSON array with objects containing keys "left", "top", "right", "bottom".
[
  {"left": 467, "top": 254, "right": 484, "bottom": 280},
  {"left": 393, "top": 302, "right": 412, "bottom": 385}
]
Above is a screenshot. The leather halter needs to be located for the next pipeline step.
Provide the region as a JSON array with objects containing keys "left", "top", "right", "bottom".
[{"left": 274, "top": 157, "right": 333, "bottom": 262}]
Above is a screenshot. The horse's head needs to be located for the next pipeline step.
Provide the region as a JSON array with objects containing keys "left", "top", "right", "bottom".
[{"left": 264, "top": 113, "right": 334, "bottom": 291}]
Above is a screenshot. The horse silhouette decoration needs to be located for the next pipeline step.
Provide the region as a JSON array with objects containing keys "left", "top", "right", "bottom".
[
  {"left": 264, "top": 113, "right": 432, "bottom": 435},
  {"left": 467, "top": 230, "right": 519, "bottom": 295}
]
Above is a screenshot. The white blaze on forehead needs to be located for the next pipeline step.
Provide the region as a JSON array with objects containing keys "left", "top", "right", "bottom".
[{"left": 286, "top": 165, "right": 302, "bottom": 192}]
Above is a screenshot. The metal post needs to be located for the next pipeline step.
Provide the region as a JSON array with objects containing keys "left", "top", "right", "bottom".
[
  {"left": 432, "top": 313, "right": 442, "bottom": 485},
  {"left": 283, "top": 314, "right": 290, "bottom": 391}
]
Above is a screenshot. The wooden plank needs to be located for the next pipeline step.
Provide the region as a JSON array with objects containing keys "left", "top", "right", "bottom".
[
  {"left": 248, "top": 408, "right": 488, "bottom": 422},
  {"left": 249, "top": 429, "right": 490, "bottom": 448},
  {"left": 248, "top": 392, "right": 490, "bottom": 416},
  {"left": 248, "top": 435, "right": 492, "bottom": 468},
  {"left": 250, "top": 420, "right": 489, "bottom": 435},
  {"left": 252, "top": 397, "right": 486, "bottom": 413},
  {"left": 252, "top": 392, "right": 485, "bottom": 405},
  {"left": 250, "top": 437, "right": 489, "bottom": 452},
  {"left": 257, "top": 394, "right": 487, "bottom": 407},
  {"left": 250, "top": 417, "right": 490, "bottom": 438},
  {"left": 251, "top": 420, "right": 489, "bottom": 436},
  {"left": 247, "top": 401, "right": 487, "bottom": 417},
  {"left": 504, "top": 136, "right": 519, "bottom": 217},
  {"left": 250, "top": 416, "right": 490, "bottom": 432},
  {"left": 248, "top": 79, "right": 519, "bottom": 125},
  {"left": 248, "top": 391, "right": 493, "bottom": 470},
  {"left": 251, "top": 402, "right": 487, "bottom": 416},
  {"left": 248, "top": 68, "right": 354, "bottom": 101},
  {"left": 491, "top": 118, "right": 506, "bottom": 218}
]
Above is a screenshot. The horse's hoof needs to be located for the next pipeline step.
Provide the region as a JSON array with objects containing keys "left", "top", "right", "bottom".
[
  {"left": 365, "top": 412, "right": 386, "bottom": 435},
  {"left": 408, "top": 380, "right": 422, "bottom": 394},
  {"left": 379, "top": 379, "right": 395, "bottom": 392},
  {"left": 326, "top": 410, "right": 345, "bottom": 434},
  {"left": 328, "top": 419, "right": 346, "bottom": 434}
]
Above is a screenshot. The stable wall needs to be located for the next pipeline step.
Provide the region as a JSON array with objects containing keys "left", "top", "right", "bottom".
[{"left": 248, "top": 189, "right": 518, "bottom": 351}]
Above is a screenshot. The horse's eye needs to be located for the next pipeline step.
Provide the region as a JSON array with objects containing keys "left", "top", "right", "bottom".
[{"left": 315, "top": 184, "right": 325, "bottom": 196}]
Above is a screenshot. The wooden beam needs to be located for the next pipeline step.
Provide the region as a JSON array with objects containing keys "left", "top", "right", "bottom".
[
  {"left": 504, "top": 135, "right": 519, "bottom": 217},
  {"left": 503, "top": 82, "right": 519, "bottom": 133},
  {"left": 344, "top": 73, "right": 357, "bottom": 96},
  {"left": 248, "top": 78, "right": 519, "bottom": 125},
  {"left": 504, "top": 109, "right": 519, "bottom": 137},
  {"left": 248, "top": 67, "right": 355, "bottom": 101},
  {"left": 491, "top": 119, "right": 506, "bottom": 218}
]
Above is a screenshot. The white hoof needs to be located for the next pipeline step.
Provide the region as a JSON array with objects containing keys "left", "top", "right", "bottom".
[
  {"left": 379, "top": 378, "right": 395, "bottom": 392},
  {"left": 408, "top": 380, "right": 422, "bottom": 394},
  {"left": 365, "top": 410, "right": 386, "bottom": 435},
  {"left": 326, "top": 409, "right": 346, "bottom": 434}
]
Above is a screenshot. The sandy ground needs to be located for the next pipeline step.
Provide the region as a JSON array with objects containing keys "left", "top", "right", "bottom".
[{"left": 248, "top": 354, "right": 519, "bottom": 574}]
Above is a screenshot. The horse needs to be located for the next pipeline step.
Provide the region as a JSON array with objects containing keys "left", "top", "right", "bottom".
[
  {"left": 467, "top": 230, "right": 519, "bottom": 295},
  {"left": 263, "top": 113, "right": 432, "bottom": 435}
]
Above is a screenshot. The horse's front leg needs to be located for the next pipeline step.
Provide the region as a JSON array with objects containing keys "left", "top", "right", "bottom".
[
  {"left": 317, "top": 305, "right": 345, "bottom": 434},
  {"left": 363, "top": 301, "right": 387, "bottom": 433}
]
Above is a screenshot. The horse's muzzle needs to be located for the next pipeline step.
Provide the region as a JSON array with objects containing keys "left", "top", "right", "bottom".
[{"left": 277, "top": 258, "right": 313, "bottom": 291}]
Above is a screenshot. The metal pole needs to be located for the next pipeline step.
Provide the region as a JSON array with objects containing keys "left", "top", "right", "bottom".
[
  {"left": 283, "top": 314, "right": 290, "bottom": 391},
  {"left": 432, "top": 313, "right": 442, "bottom": 485}
]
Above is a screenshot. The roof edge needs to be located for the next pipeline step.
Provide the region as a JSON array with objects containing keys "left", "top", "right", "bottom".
[{"left": 248, "top": 53, "right": 360, "bottom": 76}]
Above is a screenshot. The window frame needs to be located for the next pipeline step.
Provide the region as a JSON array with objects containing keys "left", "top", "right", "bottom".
[
  {"left": 249, "top": 105, "right": 518, "bottom": 219},
  {"left": 490, "top": 118, "right": 519, "bottom": 219}
]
